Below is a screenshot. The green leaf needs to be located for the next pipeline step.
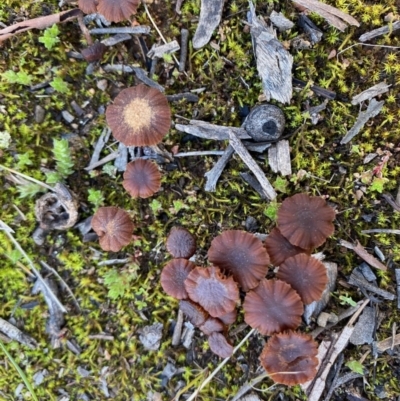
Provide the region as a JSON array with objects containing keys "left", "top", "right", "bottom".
[
  {"left": 339, "top": 294, "right": 357, "bottom": 307},
  {"left": 1, "top": 70, "right": 32, "bottom": 85},
  {"left": 369, "top": 177, "right": 389, "bottom": 193},
  {"left": 50, "top": 77, "right": 69, "bottom": 93},
  {"left": 273, "top": 176, "right": 289, "bottom": 193},
  {"left": 103, "top": 269, "right": 137, "bottom": 300},
  {"left": 88, "top": 188, "right": 105, "bottom": 209},
  {"left": 53, "top": 138, "right": 74, "bottom": 177},
  {"left": 263, "top": 201, "right": 280, "bottom": 222},
  {"left": 38, "top": 24, "right": 60, "bottom": 50},
  {"left": 16, "top": 152, "right": 33, "bottom": 169},
  {"left": 45, "top": 171, "right": 62, "bottom": 184},
  {"left": 17, "top": 182, "right": 45, "bottom": 198},
  {"left": 149, "top": 199, "right": 162, "bottom": 214},
  {"left": 345, "top": 360, "right": 364, "bottom": 375}
]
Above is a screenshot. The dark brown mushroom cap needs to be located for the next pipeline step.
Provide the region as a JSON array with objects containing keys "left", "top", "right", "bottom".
[
  {"left": 106, "top": 84, "right": 171, "bottom": 147},
  {"left": 78, "top": 0, "right": 98, "bottom": 14},
  {"left": 166, "top": 227, "right": 196, "bottom": 259},
  {"left": 277, "top": 254, "right": 328, "bottom": 305},
  {"left": 277, "top": 193, "right": 335, "bottom": 250},
  {"left": 243, "top": 279, "right": 303, "bottom": 335},
  {"left": 259, "top": 331, "right": 319, "bottom": 386},
  {"left": 91, "top": 207, "right": 134, "bottom": 252},
  {"left": 81, "top": 42, "right": 107, "bottom": 63},
  {"left": 97, "top": 0, "right": 140, "bottom": 22},
  {"left": 122, "top": 159, "right": 161, "bottom": 199},
  {"left": 208, "top": 332, "right": 233, "bottom": 358},
  {"left": 199, "top": 317, "right": 225, "bottom": 336},
  {"left": 184, "top": 266, "right": 239, "bottom": 318},
  {"left": 160, "top": 259, "right": 195, "bottom": 300},
  {"left": 179, "top": 299, "right": 208, "bottom": 327},
  {"left": 208, "top": 230, "right": 270, "bottom": 292},
  {"left": 264, "top": 227, "right": 306, "bottom": 266}
]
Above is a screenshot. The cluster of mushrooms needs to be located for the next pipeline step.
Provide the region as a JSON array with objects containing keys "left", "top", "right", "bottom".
[{"left": 161, "top": 193, "right": 336, "bottom": 386}]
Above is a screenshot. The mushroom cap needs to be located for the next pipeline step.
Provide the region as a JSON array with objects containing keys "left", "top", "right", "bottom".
[
  {"left": 218, "top": 309, "right": 238, "bottom": 326},
  {"left": 243, "top": 279, "right": 303, "bottom": 335},
  {"left": 208, "top": 230, "right": 270, "bottom": 292},
  {"left": 277, "top": 254, "right": 328, "bottom": 304},
  {"left": 122, "top": 159, "right": 161, "bottom": 199},
  {"left": 97, "top": 0, "right": 140, "bottom": 22},
  {"left": 166, "top": 227, "right": 196, "bottom": 259},
  {"left": 78, "top": 0, "right": 98, "bottom": 14},
  {"left": 184, "top": 266, "right": 239, "bottom": 318},
  {"left": 199, "top": 317, "right": 225, "bottom": 336},
  {"left": 264, "top": 227, "right": 306, "bottom": 266},
  {"left": 81, "top": 42, "right": 107, "bottom": 63},
  {"left": 208, "top": 332, "right": 233, "bottom": 358},
  {"left": 91, "top": 207, "right": 134, "bottom": 252},
  {"left": 161, "top": 258, "right": 196, "bottom": 300},
  {"left": 277, "top": 193, "right": 335, "bottom": 250},
  {"left": 259, "top": 331, "right": 319, "bottom": 386},
  {"left": 179, "top": 299, "right": 208, "bottom": 327},
  {"left": 106, "top": 84, "right": 171, "bottom": 147}
]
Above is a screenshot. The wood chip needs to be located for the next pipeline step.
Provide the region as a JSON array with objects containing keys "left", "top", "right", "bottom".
[
  {"left": 204, "top": 145, "right": 235, "bottom": 192},
  {"left": 339, "top": 240, "right": 387, "bottom": 271},
  {"left": 175, "top": 122, "right": 251, "bottom": 141},
  {"left": 269, "top": 11, "right": 294, "bottom": 31},
  {"left": 147, "top": 40, "right": 180, "bottom": 59},
  {"left": 359, "top": 20, "right": 400, "bottom": 42},
  {"left": 348, "top": 269, "right": 395, "bottom": 300},
  {"left": 267, "top": 140, "right": 292, "bottom": 176},
  {"left": 376, "top": 333, "right": 400, "bottom": 352},
  {"left": 349, "top": 306, "right": 375, "bottom": 345},
  {"left": 351, "top": 82, "right": 391, "bottom": 105},
  {"left": 0, "top": 318, "right": 38, "bottom": 349}
]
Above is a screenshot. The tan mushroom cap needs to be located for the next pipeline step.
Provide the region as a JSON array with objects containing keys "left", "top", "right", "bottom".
[
  {"left": 106, "top": 84, "right": 171, "bottom": 147},
  {"left": 123, "top": 159, "right": 161, "bottom": 199},
  {"left": 259, "top": 331, "right": 319, "bottom": 386},
  {"left": 264, "top": 227, "right": 306, "bottom": 266},
  {"left": 184, "top": 266, "right": 239, "bottom": 318},
  {"left": 208, "top": 230, "right": 270, "bottom": 292},
  {"left": 243, "top": 279, "right": 303, "bottom": 335},
  {"left": 97, "top": 0, "right": 140, "bottom": 22},
  {"left": 91, "top": 206, "right": 134, "bottom": 252},
  {"left": 160, "top": 258, "right": 196, "bottom": 300},
  {"left": 208, "top": 332, "right": 233, "bottom": 358},
  {"left": 277, "top": 254, "right": 328, "bottom": 304},
  {"left": 166, "top": 226, "right": 196, "bottom": 259},
  {"left": 277, "top": 193, "right": 335, "bottom": 250}
]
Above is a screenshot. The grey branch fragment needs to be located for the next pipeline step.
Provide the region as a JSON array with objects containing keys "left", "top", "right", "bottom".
[
  {"left": 90, "top": 26, "right": 151, "bottom": 35},
  {"left": 204, "top": 145, "right": 235, "bottom": 192},
  {"left": 147, "top": 40, "right": 180, "bottom": 59},
  {"left": 101, "top": 33, "right": 131, "bottom": 47},
  {"left": 340, "top": 99, "right": 384, "bottom": 144},
  {"left": 192, "top": 0, "right": 225, "bottom": 49},
  {"left": 267, "top": 140, "right": 292, "bottom": 176},
  {"left": 351, "top": 82, "right": 391, "bottom": 105},
  {"left": 359, "top": 20, "right": 400, "bottom": 42},
  {"left": 175, "top": 122, "right": 251, "bottom": 141},
  {"left": 248, "top": 2, "right": 293, "bottom": 104},
  {"left": 0, "top": 317, "right": 37, "bottom": 349},
  {"left": 179, "top": 29, "right": 189, "bottom": 72},
  {"left": 89, "top": 127, "right": 111, "bottom": 168},
  {"left": 270, "top": 11, "right": 294, "bottom": 31},
  {"left": 228, "top": 130, "right": 277, "bottom": 200}
]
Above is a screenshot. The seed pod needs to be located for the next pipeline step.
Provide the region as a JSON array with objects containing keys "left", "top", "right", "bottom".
[{"left": 244, "top": 104, "right": 285, "bottom": 142}]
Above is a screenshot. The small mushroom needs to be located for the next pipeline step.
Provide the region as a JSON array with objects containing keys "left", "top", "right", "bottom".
[
  {"left": 179, "top": 299, "right": 208, "bottom": 327},
  {"left": 166, "top": 226, "right": 196, "bottom": 259},
  {"left": 81, "top": 42, "right": 107, "bottom": 63},
  {"left": 122, "top": 158, "right": 161, "bottom": 199},
  {"left": 97, "top": 0, "right": 140, "bottom": 23},
  {"left": 78, "top": 0, "right": 98, "bottom": 14},
  {"left": 208, "top": 332, "right": 233, "bottom": 358},
  {"left": 243, "top": 104, "right": 285, "bottom": 142}
]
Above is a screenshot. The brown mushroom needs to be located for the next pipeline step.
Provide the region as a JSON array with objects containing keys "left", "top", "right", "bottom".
[
  {"left": 106, "top": 84, "right": 171, "bottom": 147},
  {"left": 179, "top": 299, "right": 208, "bottom": 327},
  {"left": 91, "top": 206, "right": 134, "bottom": 252},
  {"left": 259, "top": 331, "right": 319, "bottom": 386},
  {"left": 218, "top": 309, "right": 237, "bottom": 326},
  {"left": 122, "top": 159, "right": 161, "bottom": 199},
  {"left": 160, "top": 258, "right": 195, "bottom": 300},
  {"left": 208, "top": 332, "right": 233, "bottom": 358},
  {"left": 277, "top": 254, "right": 328, "bottom": 305},
  {"left": 208, "top": 230, "right": 270, "bottom": 292},
  {"left": 199, "top": 317, "right": 225, "bottom": 336},
  {"left": 78, "top": 0, "right": 98, "bottom": 14},
  {"left": 277, "top": 193, "right": 335, "bottom": 250},
  {"left": 97, "top": 0, "right": 140, "bottom": 22},
  {"left": 166, "top": 226, "right": 196, "bottom": 259},
  {"left": 184, "top": 266, "right": 239, "bottom": 318},
  {"left": 243, "top": 279, "right": 303, "bottom": 335},
  {"left": 264, "top": 227, "right": 306, "bottom": 266},
  {"left": 81, "top": 42, "right": 107, "bottom": 63}
]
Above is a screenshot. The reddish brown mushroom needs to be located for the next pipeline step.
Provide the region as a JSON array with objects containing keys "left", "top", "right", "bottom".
[
  {"left": 106, "top": 84, "right": 171, "bottom": 147},
  {"left": 81, "top": 42, "right": 107, "bottom": 63},
  {"left": 208, "top": 230, "right": 270, "bottom": 292},
  {"left": 199, "top": 317, "right": 225, "bottom": 336},
  {"left": 277, "top": 254, "right": 328, "bottom": 304},
  {"left": 208, "top": 332, "right": 233, "bottom": 358},
  {"left": 166, "top": 226, "right": 196, "bottom": 259},
  {"left": 218, "top": 309, "right": 237, "bottom": 326},
  {"left": 78, "top": 0, "right": 98, "bottom": 14},
  {"left": 179, "top": 299, "right": 208, "bottom": 327},
  {"left": 97, "top": 0, "right": 140, "bottom": 22},
  {"left": 160, "top": 258, "right": 195, "bottom": 300},
  {"left": 259, "top": 331, "right": 319, "bottom": 386},
  {"left": 184, "top": 266, "right": 239, "bottom": 318},
  {"left": 122, "top": 159, "right": 161, "bottom": 199},
  {"left": 264, "top": 227, "right": 306, "bottom": 266},
  {"left": 243, "top": 279, "right": 303, "bottom": 335},
  {"left": 277, "top": 193, "right": 335, "bottom": 250},
  {"left": 91, "top": 206, "right": 133, "bottom": 252}
]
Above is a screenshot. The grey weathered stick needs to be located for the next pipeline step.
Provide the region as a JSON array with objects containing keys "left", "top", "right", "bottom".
[
  {"left": 147, "top": 40, "right": 180, "bottom": 59},
  {"left": 85, "top": 151, "right": 119, "bottom": 171},
  {"left": 267, "top": 140, "right": 292, "bottom": 176},
  {"left": 204, "top": 145, "right": 235, "bottom": 192},
  {"left": 240, "top": 172, "right": 268, "bottom": 199},
  {"left": 351, "top": 82, "right": 391, "bottom": 105},
  {"left": 0, "top": 318, "right": 37, "bottom": 349},
  {"left": 340, "top": 99, "right": 384, "bottom": 144},
  {"left": 166, "top": 92, "right": 199, "bottom": 102},
  {"left": 270, "top": 11, "right": 294, "bottom": 31},
  {"left": 90, "top": 26, "right": 151, "bottom": 35},
  {"left": 192, "top": 0, "right": 225, "bottom": 49},
  {"left": 348, "top": 272, "right": 395, "bottom": 300},
  {"left": 176, "top": 122, "right": 251, "bottom": 141},
  {"left": 101, "top": 33, "right": 132, "bottom": 46},
  {"left": 361, "top": 228, "right": 400, "bottom": 235},
  {"left": 88, "top": 127, "right": 111, "bottom": 167},
  {"left": 172, "top": 310, "right": 184, "bottom": 347},
  {"left": 179, "top": 29, "right": 189, "bottom": 72},
  {"left": 359, "top": 20, "right": 400, "bottom": 42},
  {"left": 174, "top": 151, "right": 225, "bottom": 157},
  {"left": 228, "top": 130, "right": 277, "bottom": 200}
]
